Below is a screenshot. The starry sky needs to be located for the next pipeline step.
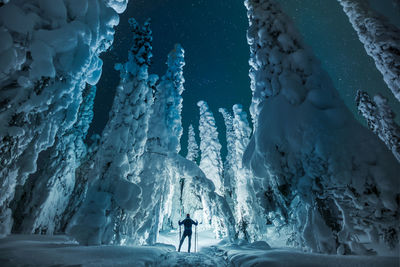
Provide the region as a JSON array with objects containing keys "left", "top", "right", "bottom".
[{"left": 89, "top": 0, "right": 400, "bottom": 159}]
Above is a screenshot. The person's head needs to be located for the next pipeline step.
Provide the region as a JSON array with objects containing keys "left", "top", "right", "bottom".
[{"left": 186, "top": 214, "right": 190, "bottom": 218}]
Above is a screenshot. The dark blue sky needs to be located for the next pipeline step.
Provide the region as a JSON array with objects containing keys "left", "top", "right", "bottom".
[
  {"left": 89, "top": 0, "right": 400, "bottom": 159},
  {"left": 90, "top": 0, "right": 250, "bottom": 158}
]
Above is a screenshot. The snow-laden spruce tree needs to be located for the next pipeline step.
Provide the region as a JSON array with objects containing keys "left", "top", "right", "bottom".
[
  {"left": 186, "top": 124, "right": 199, "bottom": 162},
  {"left": 198, "top": 101, "right": 224, "bottom": 196},
  {"left": 219, "top": 105, "right": 265, "bottom": 241},
  {"left": 356, "top": 90, "right": 400, "bottom": 162},
  {"left": 67, "top": 19, "right": 155, "bottom": 246},
  {"left": 0, "top": 0, "right": 127, "bottom": 237},
  {"left": 337, "top": 0, "right": 400, "bottom": 101},
  {"left": 12, "top": 85, "right": 96, "bottom": 235},
  {"left": 219, "top": 108, "right": 236, "bottom": 196},
  {"left": 123, "top": 44, "right": 186, "bottom": 244},
  {"left": 244, "top": 0, "right": 400, "bottom": 254}
]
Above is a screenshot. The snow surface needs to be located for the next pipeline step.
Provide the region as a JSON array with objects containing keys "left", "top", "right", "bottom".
[{"left": 0, "top": 235, "right": 398, "bottom": 267}]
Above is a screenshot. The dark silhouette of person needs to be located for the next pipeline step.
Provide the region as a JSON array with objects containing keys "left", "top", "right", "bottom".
[{"left": 178, "top": 214, "right": 198, "bottom": 252}]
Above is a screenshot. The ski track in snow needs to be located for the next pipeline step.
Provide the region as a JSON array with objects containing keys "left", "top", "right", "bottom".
[{"left": 157, "top": 251, "right": 227, "bottom": 267}]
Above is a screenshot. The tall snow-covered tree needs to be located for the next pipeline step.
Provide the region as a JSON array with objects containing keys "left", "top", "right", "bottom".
[
  {"left": 164, "top": 44, "right": 185, "bottom": 153},
  {"left": 337, "top": 0, "right": 400, "bottom": 101},
  {"left": 11, "top": 85, "right": 96, "bottom": 235},
  {"left": 186, "top": 124, "right": 199, "bottom": 162},
  {"left": 126, "top": 43, "right": 186, "bottom": 244},
  {"left": 218, "top": 108, "right": 235, "bottom": 193},
  {"left": 231, "top": 104, "right": 264, "bottom": 241},
  {"left": 59, "top": 134, "right": 102, "bottom": 233},
  {"left": 0, "top": 0, "right": 127, "bottom": 237},
  {"left": 68, "top": 18, "right": 154, "bottom": 246},
  {"left": 356, "top": 90, "right": 400, "bottom": 162},
  {"left": 244, "top": 0, "right": 400, "bottom": 254},
  {"left": 197, "top": 101, "right": 224, "bottom": 196},
  {"left": 219, "top": 105, "right": 265, "bottom": 241}
]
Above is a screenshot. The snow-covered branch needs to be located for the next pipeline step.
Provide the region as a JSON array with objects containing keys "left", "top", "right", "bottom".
[
  {"left": 356, "top": 90, "right": 400, "bottom": 162},
  {"left": 338, "top": 0, "right": 400, "bottom": 101}
]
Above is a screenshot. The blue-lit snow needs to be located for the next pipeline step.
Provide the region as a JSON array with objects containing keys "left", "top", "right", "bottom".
[{"left": 1, "top": 234, "right": 398, "bottom": 267}]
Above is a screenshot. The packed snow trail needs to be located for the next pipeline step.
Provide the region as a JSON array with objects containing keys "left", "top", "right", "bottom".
[
  {"left": 1, "top": 235, "right": 399, "bottom": 267},
  {"left": 156, "top": 251, "right": 227, "bottom": 267}
]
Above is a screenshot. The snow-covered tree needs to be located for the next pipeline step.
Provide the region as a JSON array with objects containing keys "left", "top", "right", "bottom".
[
  {"left": 59, "top": 134, "right": 102, "bottom": 233},
  {"left": 164, "top": 44, "right": 185, "bottom": 153},
  {"left": 186, "top": 124, "right": 199, "bottom": 162},
  {"left": 244, "top": 0, "right": 400, "bottom": 254},
  {"left": 0, "top": 0, "right": 127, "bottom": 237},
  {"left": 356, "top": 90, "right": 400, "bottom": 162},
  {"left": 218, "top": 107, "right": 235, "bottom": 193},
  {"left": 337, "top": 0, "right": 400, "bottom": 101},
  {"left": 125, "top": 43, "right": 186, "bottom": 244},
  {"left": 219, "top": 105, "right": 264, "bottom": 241},
  {"left": 68, "top": 18, "right": 155, "bottom": 246},
  {"left": 176, "top": 153, "right": 236, "bottom": 239},
  {"left": 197, "top": 101, "right": 224, "bottom": 196},
  {"left": 11, "top": 85, "right": 96, "bottom": 235}
]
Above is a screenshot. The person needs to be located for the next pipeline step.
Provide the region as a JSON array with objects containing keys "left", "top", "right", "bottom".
[{"left": 178, "top": 214, "right": 198, "bottom": 253}]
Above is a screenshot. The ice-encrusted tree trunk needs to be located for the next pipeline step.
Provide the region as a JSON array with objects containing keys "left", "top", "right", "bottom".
[
  {"left": 219, "top": 108, "right": 235, "bottom": 196},
  {"left": 67, "top": 19, "right": 155, "bottom": 246},
  {"left": 232, "top": 104, "right": 266, "bottom": 242},
  {"left": 186, "top": 124, "right": 199, "bottom": 162},
  {"left": 218, "top": 107, "right": 239, "bottom": 234},
  {"left": 0, "top": 0, "right": 127, "bottom": 237},
  {"left": 220, "top": 105, "right": 265, "bottom": 241},
  {"left": 59, "top": 134, "right": 101, "bottom": 233},
  {"left": 198, "top": 101, "right": 224, "bottom": 196},
  {"left": 356, "top": 90, "right": 400, "bottom": 162},
  {"left": 244, "top": 0, "right": 400, "bottom": 254},
  {"left": 11, "top": 85, "right": 96, "bottom": 235},
  {"left": 337, "top": 0, "right": 400, "bottom": 101}
]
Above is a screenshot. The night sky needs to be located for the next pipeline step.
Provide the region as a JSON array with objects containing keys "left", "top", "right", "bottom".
[{"left": 89, "top": 0, "right": 400, "bottom": 159}]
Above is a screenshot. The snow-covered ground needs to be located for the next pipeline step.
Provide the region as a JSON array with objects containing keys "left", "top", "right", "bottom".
[
  {"left": 158, "top": 229, "right": 221, "bottom": 252},
  {"left": 1, "top": 234, "right": 399, "bottom": 267}
]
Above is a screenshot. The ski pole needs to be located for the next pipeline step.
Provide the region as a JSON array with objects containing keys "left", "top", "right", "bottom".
[
  {"left": 179, "top": 224, "right": 181, "bottom": 249},
  {"left": 197, "top": 225, "right": 198, "bottom": 252},
  {"left": 196, "top": 225, "right": 199, "bottom": 251},
  {"left": 195, "top": 224, "right": 197, "bottom": 253}
]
